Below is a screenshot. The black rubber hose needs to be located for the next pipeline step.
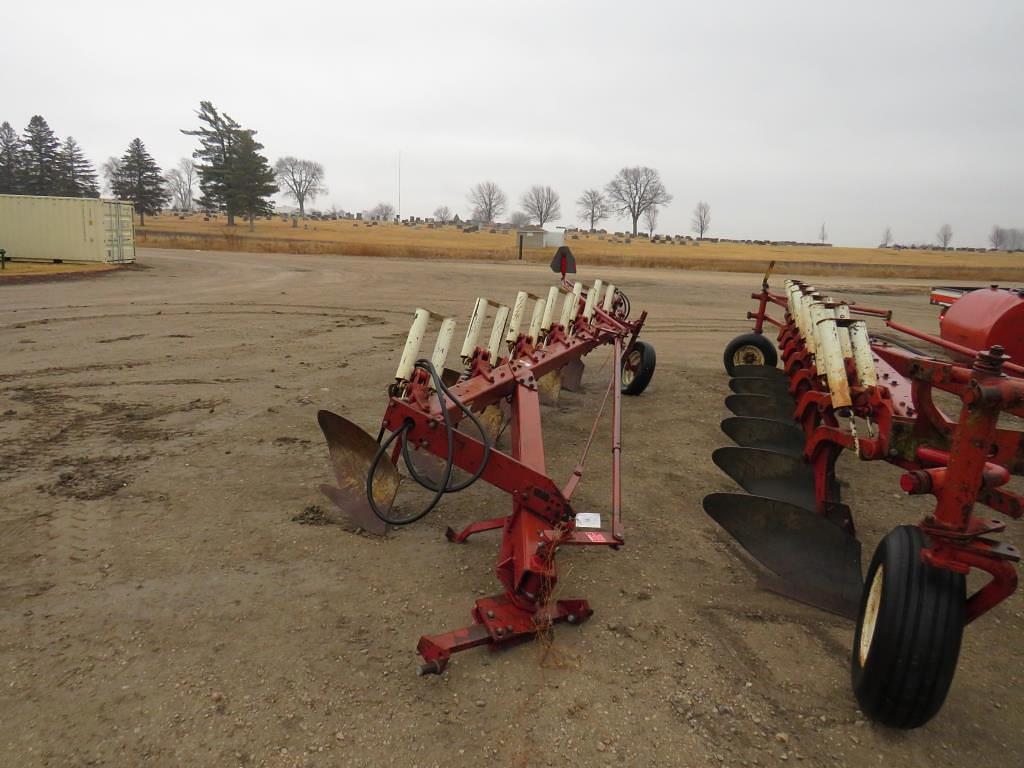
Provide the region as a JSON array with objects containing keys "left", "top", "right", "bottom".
[
  {"left": 365, "top": 359, "right": 491, "bottom": 525},
  {"left": 401, "top": 360, "right": 492, "bottom": 493}
]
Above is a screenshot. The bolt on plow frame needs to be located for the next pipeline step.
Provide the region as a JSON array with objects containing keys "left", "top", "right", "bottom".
[
  {"left": 318, "top": 261, "right": 655, "bottom": 675},
  {"left": 706, "top": 265, "right": 1022, "bottom": 728}
]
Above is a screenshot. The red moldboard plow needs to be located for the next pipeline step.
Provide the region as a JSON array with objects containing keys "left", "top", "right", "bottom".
[
  {"left": 318, "top": 259, "right": 655, "bottom": 674},
  {"left": 706, "top": 268, "right": 1022, "bottom": 728}
]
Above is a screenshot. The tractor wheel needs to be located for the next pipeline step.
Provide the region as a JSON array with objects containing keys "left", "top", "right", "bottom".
[
  {"left": 723, "top": 333, "right": 778, "bottom": 375},
  {"left": 622, "top": 340, "right": 656, "bottom": 396},
  {"left": 851, "top": 526, "right": 965, "bottom": 729}
]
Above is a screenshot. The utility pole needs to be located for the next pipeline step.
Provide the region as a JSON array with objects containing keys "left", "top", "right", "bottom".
[{"left": 397, "top": 151, "right": 401, "bottom": 223}]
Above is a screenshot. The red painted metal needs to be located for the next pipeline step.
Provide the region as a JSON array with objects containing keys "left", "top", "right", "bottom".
[
  {"left": 743, "top": 279, "right": 1023, "bottom": 624},
  {"left": 370, "top": 280, "right": 646, "bottom": 673},
  {"left": 939, "top": 286, "right": 1024, "bottom": 365}
]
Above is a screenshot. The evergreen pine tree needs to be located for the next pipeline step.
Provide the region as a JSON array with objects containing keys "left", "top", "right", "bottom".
[
  {"left": 182, "top": 101, "right": 243, "bottom": 225},
  {"left": 111, "top": 138, "right": 168, "bottom": 225},
  {"left": 21, "top": 115, "right": 62, "bottom": 195},
  {"left": 0, "top": 121, "right": 24, "bottom": 194},
  {"left": 228, "top": 131, "right": 278, "bottom": 231},
  {"left": 57, "top": 137, "right": 100, "bottom": 198}
]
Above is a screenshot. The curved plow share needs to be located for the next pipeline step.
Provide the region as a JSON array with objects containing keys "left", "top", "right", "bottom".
[
  {"left": 319, "top": 257, "right": 656, "bottom": 675},
  {"left": 706, "top": 264, "right": 1023, "bottom": 727}
]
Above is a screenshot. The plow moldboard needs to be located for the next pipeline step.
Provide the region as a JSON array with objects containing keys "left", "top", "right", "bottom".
[
  {"left": 725, "top": 394, "right": 795, "bottom": 422},
  {"left": 720, "top": 417, "right": 805, "bottom": 458},
  {"left": 318, "top": 409, "right": 399, "bottom": 534},
  {"left": 703, "top": 492, "right": 863, "bottom": 619},
  {"left": 731, "top": 364, "right": 788, "bottom": 382},
  {"left": 728, "top": 377, "right": 792, "bottom": 398}
]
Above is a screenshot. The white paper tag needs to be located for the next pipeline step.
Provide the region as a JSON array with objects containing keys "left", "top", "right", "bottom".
[{"left": 575, "top": 512, "right": 602, "bottom": 529}]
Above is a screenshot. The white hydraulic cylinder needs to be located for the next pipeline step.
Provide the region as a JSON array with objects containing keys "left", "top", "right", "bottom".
[
  {"left": 540, "top": 286, "right": 560, "bottom": 331},
  {"left": 560, "top": 282, "right": 583, "bottom": 329},
  {"left": 527, "top": 297, "right": 545, "bottom": 341},
  {"left": 602, "top": 283, "right": 616, "bottom": 312},
  {"left": 810, "top": 302, "right": 852, "bottom": 409},
  {"left": 430, "top": 317, "right": 457, "bottom": 380},
  {"left": 505, "top": 291, "right": 530, "bottom": 343},
  {"left": 849, "top": 321, "right": 878, "bottom": 387},
  {"left": 460, "top": 297, "right": 488, "bottom": 360},
  {"left": 396, "top": 308, "right": 431, "bottom": 381},
  {"left": 487, "top": 305, "right": 510, "bottom": 360},
  {"left": 833, "top": 303, "right": 853, "bottom": 359},
  {"left": 583, "top": 279, "right": 602, "bottom": 322},
  {"left": 799, "top": 293, "right": 817, "bottom": 355}
]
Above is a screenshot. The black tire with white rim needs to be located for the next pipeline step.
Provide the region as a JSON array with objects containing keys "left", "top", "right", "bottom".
[
  {"left": 723, "top": 332, "right": 778, "bottom": 376},
  {"left": 621, "top": 340, "right": 656, "bottom": 396},
  {"left": 851, "top": 525, "right": 966, "bottom": 729}
]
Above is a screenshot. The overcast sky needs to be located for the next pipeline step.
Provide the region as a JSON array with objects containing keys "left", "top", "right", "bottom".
[{"left": 4, "top": 1, "right": 1021, "bottom": 246}]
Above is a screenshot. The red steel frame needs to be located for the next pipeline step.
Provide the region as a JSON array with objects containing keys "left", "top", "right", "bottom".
[
  {"left": 745, "top": 278, "right": 1021, "bottom": 622},
  {"left": 379, "top": 282, "right": 646, "bottom": 673}
]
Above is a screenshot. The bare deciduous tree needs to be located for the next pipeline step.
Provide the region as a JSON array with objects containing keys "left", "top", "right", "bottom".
[
  {"left": 990, "top": 225, "right": 1007, "bottom": 250},
  {"left": 467, "top": 181, "right": 506, "bottom": 223},
  {"left": 165, "top": 169, "right": 187, "bottom": 210},
  {"left": 275, "top": 157, "right": 326, "bottom": 218},
  {"left": 509, "top": 211, "right": 531, "bottom": 228},
  {"left": 644, "top": 205, "right": 659, "bottom": 237},
  {"left": 937, "top": 223, "right": 953, "bottom": 249},
  {"left": 370, "top": 202, "right": 395, "bottom": 221},
  {"left": 881, "top": 226, "right": 893, "bottom": 247},
  {"left": 819, "top": 223, "right": 828, "bottom": 244},
  {"left": 520, "top": 185, "right": 561, "bottom": 227},
  {"left": 576, "top": 188, "right": 610, "bottom": 230},
  {"left": 433, "top": 205, "right": 452, "bottom": 224},
  {"left": 691, "top": 201, "right": 711, "bottom": 239},
  {"left": 101, "top": 156, "right": 122, "bottom": 196},
  {"left": 605, "top": 166, "right": 672, "bottom": 236},
  {"left": 164, "top": 159, "right": 197, "bottom": 211}
]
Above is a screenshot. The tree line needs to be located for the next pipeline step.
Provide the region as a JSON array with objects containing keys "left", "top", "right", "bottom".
[
  {"left": 0, "top": 116, "right": 100, "bottom": 198},
  {"left": 432, "top": 168, "right": 712, "bottom": 239},
  {"left": 6, "top": 108, "right": 1013, "bottom": 248},
  {"left": 0, "top": 103, "right": 320, "bottom": 232}
]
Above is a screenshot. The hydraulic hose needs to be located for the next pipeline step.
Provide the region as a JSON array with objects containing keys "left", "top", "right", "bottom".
[{"left": 366, "top": 359, "right": 492, "bottom": 525}]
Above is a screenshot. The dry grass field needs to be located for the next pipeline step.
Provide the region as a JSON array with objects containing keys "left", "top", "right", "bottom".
[{"left": 136, "top": 214, "right": 1024, "bottom": 281}]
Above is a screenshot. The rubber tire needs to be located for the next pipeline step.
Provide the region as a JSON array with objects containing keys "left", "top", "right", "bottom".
[
  {"left": 851, "top": 526, "right": 966, "bottom": 729},
  {"left": 723, "top": 333, "right": 778, "bottom": 376},
  {"left": 622, "top": 340, "right": 656, "bottom": 396}
]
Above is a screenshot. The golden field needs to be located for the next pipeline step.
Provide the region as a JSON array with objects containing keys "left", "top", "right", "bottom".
[{"left": 136, "top": 215, "right": 1024, "bottom": 280}]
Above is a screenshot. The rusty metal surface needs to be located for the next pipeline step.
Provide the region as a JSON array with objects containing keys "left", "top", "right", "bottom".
[{"left": 317, "top": 409, "right": 400, "bottom": 532}]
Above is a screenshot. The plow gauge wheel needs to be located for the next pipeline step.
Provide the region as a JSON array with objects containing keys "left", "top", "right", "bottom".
[
  {"left": 621, "top": 340, "right": 656, "bottom": 395},
  {"left": 724, "top": 332, "right": 778, "bottom": 376},
  {"left": 852, "top": 526, "right": 965, "bottom": 729}
]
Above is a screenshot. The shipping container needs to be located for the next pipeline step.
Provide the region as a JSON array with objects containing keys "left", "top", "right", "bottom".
[{"left": 0, "top": 194, "right": 136, "bottom": 263}]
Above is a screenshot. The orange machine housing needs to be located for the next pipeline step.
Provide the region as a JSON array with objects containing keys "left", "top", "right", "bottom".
[{"left": 939, "top": 286, "right": 1024, "bottom": 364}]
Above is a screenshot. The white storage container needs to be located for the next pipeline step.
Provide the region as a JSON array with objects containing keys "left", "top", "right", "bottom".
[{"left": 0, "top": 194, "right": 136, "bottom": 263}]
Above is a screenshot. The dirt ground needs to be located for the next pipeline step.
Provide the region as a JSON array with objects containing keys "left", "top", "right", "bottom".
[{"left": 1, "top": 248, "right": 1020, "bottom": 767}]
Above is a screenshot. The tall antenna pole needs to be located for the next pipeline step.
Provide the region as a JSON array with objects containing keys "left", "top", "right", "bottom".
[{"left": 397, "top": 151, "right": 402, "bottom": 222}]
